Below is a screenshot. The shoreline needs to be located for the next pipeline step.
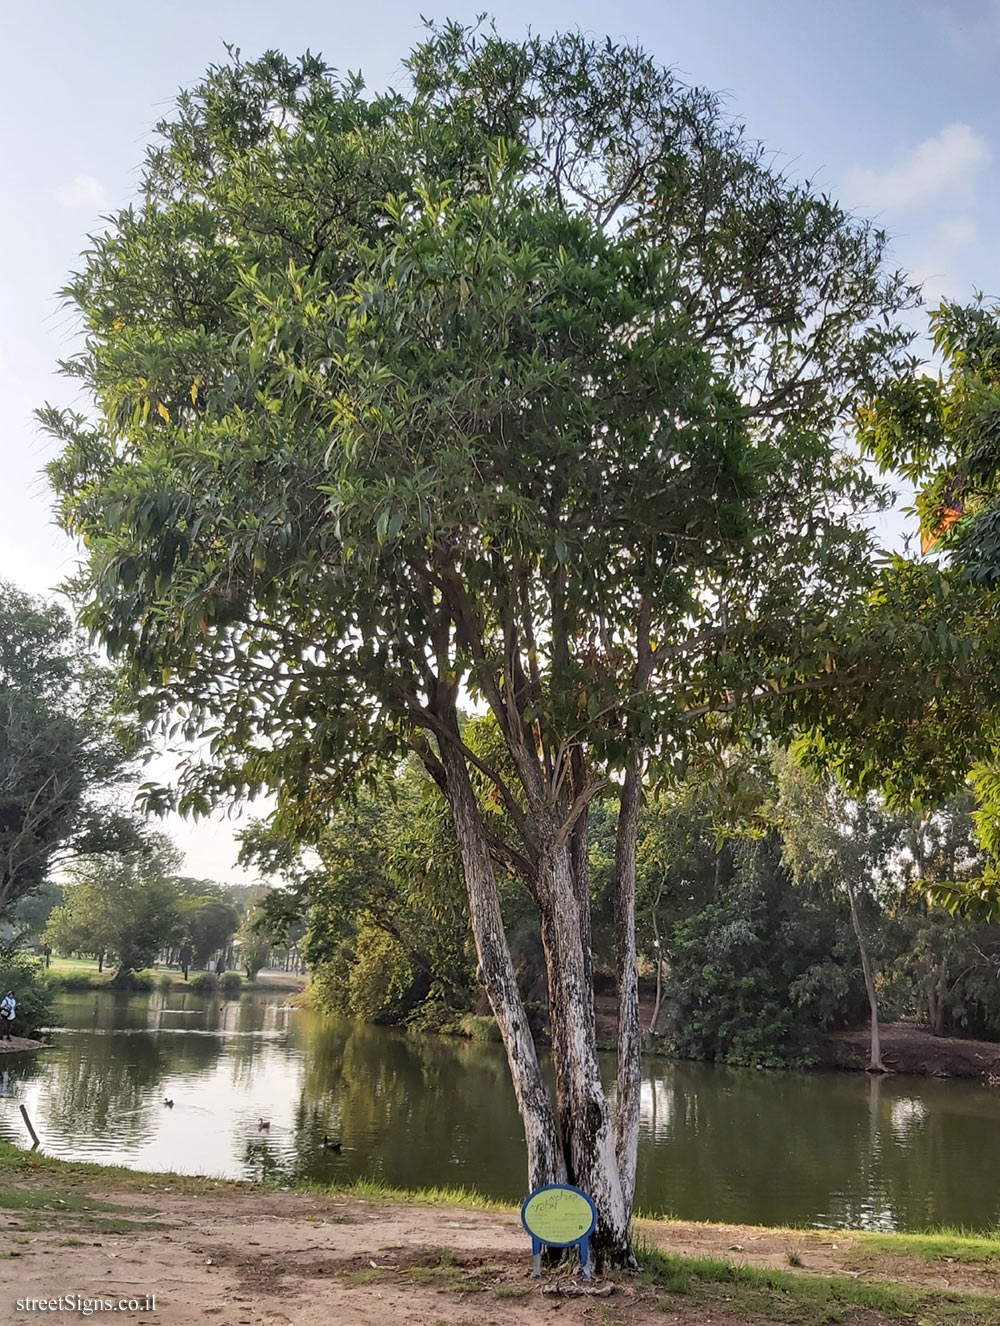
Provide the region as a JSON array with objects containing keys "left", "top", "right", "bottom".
[
  {"left": 1, "top": 1142, "right": 998, "bottom": 1324},
  {"left": 35, "top": 972, "right": 1000, "bottom": 1082},
  {"left": 0, "top": 1035, "right": 45, "bottom": 1055}
]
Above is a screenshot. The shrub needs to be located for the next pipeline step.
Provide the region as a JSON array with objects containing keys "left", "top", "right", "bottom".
[
  {"left": 456, "top": 1014, "right": 502, "bottom": 1042},
  {"left": 129, "top": 969, "right": 155, "bottom": 991},
  {"left": 155, "top": 973, "right": 173, "bottom": 992},
  {"left": 407, "top": 999, "right": 463, "bottom": 1035},
  {"left": 309, "top": 952, "right": 353, "bottom": 1016},
  {"left": 220, "top": 970, "right": 242, "bottom": 996},
  {"left": 44, "top": 971, "right": 103, "bottom": 992},
  {"left": 190, "top": 971, "right": 218, "bottom": 993},
  {"left": 0, "top": 945, "right": 53, "bottom": 1035}
]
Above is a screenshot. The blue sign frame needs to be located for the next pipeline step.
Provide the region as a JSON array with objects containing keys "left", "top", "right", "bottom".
[{"left": 520, "top": 1183, "right": 598, "bottom": 1280}]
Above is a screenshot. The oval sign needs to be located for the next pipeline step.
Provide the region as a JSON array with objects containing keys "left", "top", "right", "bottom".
[{"left": 521, "top": 1184, "right": 597, "bottom": 1248}]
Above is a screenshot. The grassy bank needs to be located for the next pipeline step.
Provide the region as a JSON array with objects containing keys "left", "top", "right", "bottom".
[
  {"left": 40, "top": 958, "right": 306, "bottom": 996},
  {"left": 2, "top": 1140, "right": 999, "bottom": 1323}
]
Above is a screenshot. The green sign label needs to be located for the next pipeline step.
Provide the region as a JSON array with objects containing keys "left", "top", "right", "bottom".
[{"left": 521, "top": 1185, "right": 596, "bottom": 1247}]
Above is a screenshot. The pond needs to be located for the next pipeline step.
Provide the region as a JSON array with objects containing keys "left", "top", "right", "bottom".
[{"left": 1, "top": 989, "right": 999, "bottom": 1232}]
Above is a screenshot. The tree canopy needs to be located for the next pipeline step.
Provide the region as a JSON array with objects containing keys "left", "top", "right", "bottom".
[
  {"left": 44, "top": 24, "right": 989, "bottom": 1265},
  {"left": 45, "top": 837, "right": 183, "bottom": 985},
  {"left": 0, "top": 582, "right": 142, "bottom": 919}
]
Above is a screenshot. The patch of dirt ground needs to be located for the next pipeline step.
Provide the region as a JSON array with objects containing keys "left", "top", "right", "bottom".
[
  {"left": 819, "top": 1021, "right": 1000, "bottom": 1078},
  {"left": 0, "top": 1037, "right": 45, "bottom": 1056},
  {"left": 2, "top": 1178, "right": 999, "bottom": 1324}
]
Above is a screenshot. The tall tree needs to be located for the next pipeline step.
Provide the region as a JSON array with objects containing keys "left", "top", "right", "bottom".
[
  {"left": 244, "top": 756, "right": 476, "bottom": 1021},
  {"left": 776, "top": 754, "right": 904, "bottom": 1072},
  {"left": 0, "top": 583, "right": 142, "bottom": 919},
  {"left": 177, "top": 887, "right": 240, "bottom": 968},
  {"left": 45, "top": 30, "right": 932, "bottom": 1264},
  {"left": 853, "top": 299, "right": 1000, "bottom": 915},
  {"left": 45, "top": 839, "right": 182, "bottom": 986}
]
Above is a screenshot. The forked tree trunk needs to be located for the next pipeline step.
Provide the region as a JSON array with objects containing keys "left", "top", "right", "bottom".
[
  {"left": 542, "top": 844, "right": 633, "bottom": 1269},
  {"left": 432, "top": 702, "right": 639, "bottom": 1268},
  {"left": 846, "top": 883, "right": 886, "bottom": 1073},
  {"left": 437, "top": 738, "right": 564, "bottom": 1188}
]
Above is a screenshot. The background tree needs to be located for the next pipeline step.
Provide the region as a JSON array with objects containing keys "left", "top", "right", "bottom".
[
  {"left": 776, "top": 754, "right": 905, "bottom": 1072},
  {"left": 0, "top": 582, "right": 142, "bottom": 920},
  {"left": 890, "top": 794, "right": 997, "bottom": 1036},
  {"left": 8, "top": 879, "right": 63, "bottom": 943},
  {"left": 245, "top": 753, "right": 483, "bottom": 1023},
  {"left": 809, "top": 299, "right": 1000, "bottom": 912},
  {"left": 44, "top": 838, "right": 182, "bottom": 987},
  {"left": 236, "top": 899, "right": 271, "bottom": 981},
  {"left": 176, "top": 886, "right": 240, "bottom": 969},
  {"left": 45, "top": 29, "right": 937, "bottom": 1264},
  {"left": 664, "top": 833, "right": 862, "bottom": 1068},
  {"left": 0, "top": 940, "right": 52, "bottom": 1037}
]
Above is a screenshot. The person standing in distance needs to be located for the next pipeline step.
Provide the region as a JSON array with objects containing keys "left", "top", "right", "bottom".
[{"left": 0, "top": 991, "right": 15, "bottom": 1041}]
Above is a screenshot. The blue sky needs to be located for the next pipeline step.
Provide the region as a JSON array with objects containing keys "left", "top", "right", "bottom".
[{"left": 2, "top": 0, "right": 997, "bottom": 879}]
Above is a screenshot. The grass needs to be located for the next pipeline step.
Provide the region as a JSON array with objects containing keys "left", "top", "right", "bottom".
[
  {"left": 42, "top": 960, "right": 304, "bottom": 995},
  {"left": 348, "top": 1253, "right": 480, "bottom": 1293},
  {"left": 858, "top": 1226, "right": 1000, "bottom": 1264},
  {"left": 288, "top": 1174, "right": 514, "bottom": 1213},
  {"left": 5, "top": 1138, "right": 1000, "bottom": 1323},
  {"left": 638, "top": 1244, "right": 1000, "bottom": 1324},
  {"left": 0, "top": 1175, "right": 160, "bottom": 1236},
  {"left": 0, "top": 1183, "right": 120, "bottom": 1213},
  {"left": 0, "top": 1138, "right": 232, "bottom": 1197}
]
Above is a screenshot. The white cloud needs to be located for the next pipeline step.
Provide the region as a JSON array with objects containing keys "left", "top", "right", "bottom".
[
  {"left": 905, "top": 217, "right": 981, "bottom": 305},
  {"left": 937, "top": 217, "right": 977, "bottom": 247},
  {"left": 54, "top": 174, "right": 107, "bottom": 209},
  {"left": 847, "top": 124, "right": 990, "bottom": 211}
]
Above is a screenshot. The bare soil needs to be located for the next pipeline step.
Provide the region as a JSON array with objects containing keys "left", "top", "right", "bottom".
[
  {"left": 595, "top": 987, "right": 1000, "bottom": 1082},
  {"left": 0, "top": 1036, "right": 44, "bottom": 1055},
  {"left": 819, "top": 1021, "right": 1000, "bottom": 1079},
  {"left": 2, "top": 1168, "right": 999, "bottom": 1325}
]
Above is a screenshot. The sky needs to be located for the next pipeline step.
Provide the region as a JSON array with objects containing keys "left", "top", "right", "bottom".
[{"left": 2, "top": 0, "right": 998, "bottom": 883}]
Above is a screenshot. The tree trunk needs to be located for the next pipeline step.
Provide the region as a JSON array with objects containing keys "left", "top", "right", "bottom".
[
  {"left": 846, "top": 883, "right": 886, "bottom": 1073},
  {"left": 613, "top": 758, "right": 643, "bottom": 1221},
  {"left": 930, "top": 970, "right": 947, "bottom": 1037},
  {"left": 542, "top": 844, "right": 634, "bottom": 1269},
  {"left": 437, "top": 736, "right": 564, "bottom": 1191},
  {"left": 567, "top": 744, "right": 595, "bottom": 1025},
  {"left": 648, "top": 912, "right": 665, "bottom": 1035}
]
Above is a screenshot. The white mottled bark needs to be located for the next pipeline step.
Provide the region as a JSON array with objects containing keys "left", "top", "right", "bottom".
[
  {"left": 543, "top": 844, "right": 634, "bottom": 1268},
  {"left": 438, "top": 737, "right": 565, "bottom": 1187},
  {"left": 613, "top": 759, "right": 643, "bottom": 1215}
]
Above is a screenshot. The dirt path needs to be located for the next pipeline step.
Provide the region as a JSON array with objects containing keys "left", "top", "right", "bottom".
[{"left": 3, "top": 1168, "right": 1000, "bottom": 1325}]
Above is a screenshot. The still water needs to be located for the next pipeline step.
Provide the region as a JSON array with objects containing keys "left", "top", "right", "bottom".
[{"left": 1, "top": 990, "right": 999, "bottom": 1232}]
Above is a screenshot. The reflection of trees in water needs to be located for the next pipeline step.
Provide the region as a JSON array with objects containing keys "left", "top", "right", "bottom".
[
  {"left": 41, "top": 1031, "right": 169, "bottom": 1142},
  {"left": 634, "top": 1063, "right": 1000, "bottom": 1230},
  {"left": 31, "top": 995, "right": 1000, "bottom": 1232},
  {"left": 287, "top": 1015, "right": 527, "bottom": 1199},
  {"left": 0, "top": 1051, "right": 46, "bottom": 1140},
  {"left": 241, "top": 1136, "right": 290, "bottom": 1185},
  {"left": 39, "top": 1016, "right": 227, "bottom": 1145},
  {"left": 639, "top": 1074, "right": 674, "bottom": 1141}
]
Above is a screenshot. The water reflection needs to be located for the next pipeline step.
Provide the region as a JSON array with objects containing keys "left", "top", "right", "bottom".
[{"left": 1, "top": 992, "right": 1000, "bottom": 1232}]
